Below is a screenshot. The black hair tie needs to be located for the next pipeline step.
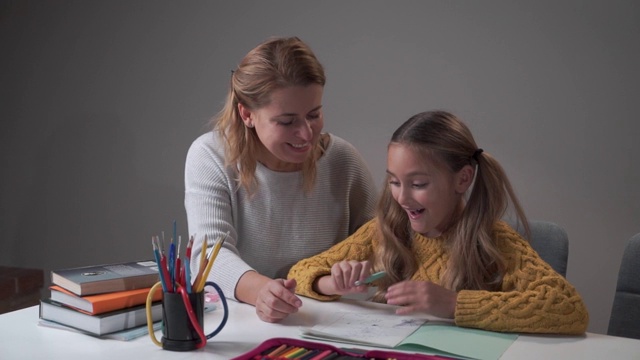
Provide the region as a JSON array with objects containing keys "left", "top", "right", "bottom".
[{"left": 472, "top": 148, "right": 484, "bottom": 162}]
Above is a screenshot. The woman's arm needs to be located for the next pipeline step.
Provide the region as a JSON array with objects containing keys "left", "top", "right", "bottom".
[{"left": 184, "top": 134, "right": 253, "bottom": 301}]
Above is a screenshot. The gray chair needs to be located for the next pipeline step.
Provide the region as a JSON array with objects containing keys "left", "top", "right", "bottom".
[
  {"left": 507, "top": 220, "right": 569, "bottom": 277},
  {"left": 607, "top": 232, "right": 640, "bottom": 339}
]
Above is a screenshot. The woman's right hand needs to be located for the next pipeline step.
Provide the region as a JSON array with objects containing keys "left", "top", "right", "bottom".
[
  {"left": 236, "top": 272, "right": 302, "bottom": 323},
  {"left": 253, "top": 278, "right": 302, "bottom": 323}
]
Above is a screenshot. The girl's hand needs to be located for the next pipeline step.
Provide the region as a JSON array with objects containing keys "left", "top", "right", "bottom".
[
  {"left": 314, "top": 260, "right": 372, "bottom": 296},
  {"left": 385, "top": 280, "right": 458, "bottom": 319}
]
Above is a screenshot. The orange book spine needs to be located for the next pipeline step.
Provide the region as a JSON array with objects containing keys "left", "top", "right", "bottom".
[{"left": 50, "top": 285, "right": 163, "bottom": 315}]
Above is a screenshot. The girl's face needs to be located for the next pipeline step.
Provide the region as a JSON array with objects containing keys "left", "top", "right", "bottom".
[
  {"left": 387, "top": 143, "right": 471, "bottom": 237},
  {"left": 239, "top": 84, "right": 324, "bottom": 172}
]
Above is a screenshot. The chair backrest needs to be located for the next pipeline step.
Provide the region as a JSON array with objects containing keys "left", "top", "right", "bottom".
[
  {"left": 507, "top": 220, "right": 569, "bottom": 277},
  {"left": 607, "top": 232, "right": 640, "bottom": 339}
]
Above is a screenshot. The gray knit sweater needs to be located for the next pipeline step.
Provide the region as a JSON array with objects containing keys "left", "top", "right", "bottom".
[{"left": 184, "top": 131, "right": 378, "bottom": 300}]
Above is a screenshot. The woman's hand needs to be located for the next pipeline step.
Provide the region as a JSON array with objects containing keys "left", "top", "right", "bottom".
[
  {"left": 314, "top": 260, "right": 372, "bottom": 296},
  {"left": 385, "top": 280, "right": 458, "bottom": 319},
  {"left": 236, "top": 272, "right": 302, "bottom": 323},
  {"left": 254, "top": 278, "right": 302, "bottom": 323}
]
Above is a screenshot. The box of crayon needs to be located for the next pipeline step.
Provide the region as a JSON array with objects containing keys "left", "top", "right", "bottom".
[{"left": 231, "top": 337, "right": 455, "bottom": 360}]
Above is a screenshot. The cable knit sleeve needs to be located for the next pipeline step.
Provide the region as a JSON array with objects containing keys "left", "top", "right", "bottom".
[
  {"left": 454, "top": 222, "right": 589, "bottom": 334},
  {"left": 288, "top": 219, "right": 378, "bottom": 301}
]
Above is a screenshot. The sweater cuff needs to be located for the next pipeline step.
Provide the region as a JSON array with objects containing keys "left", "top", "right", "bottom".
[
  {"left": 454, "top": 289, "right": 491, "bottom": 326},
  {"left": 292, "top": 270, "right": 340, "bottom": 302}
]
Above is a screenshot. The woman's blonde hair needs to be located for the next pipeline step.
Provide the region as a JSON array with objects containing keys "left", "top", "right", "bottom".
[
  {"left": 372, "top": 110, "right": 529, "bottom": 301},
  {"left": 213, "top": 36, "right": 326, "bottom": 194}
]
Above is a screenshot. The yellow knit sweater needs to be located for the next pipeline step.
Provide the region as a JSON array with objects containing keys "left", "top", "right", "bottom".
[{"left": 288, "top": 219, "right": 589, "bottom": 334}]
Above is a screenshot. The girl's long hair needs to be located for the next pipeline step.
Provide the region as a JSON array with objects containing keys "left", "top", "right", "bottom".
[
  {"left": 213, "top": 36, "right": 326, "bottom": 194},
  {"left": 372, "top": 111, "right": 529, "bottom": 301}
]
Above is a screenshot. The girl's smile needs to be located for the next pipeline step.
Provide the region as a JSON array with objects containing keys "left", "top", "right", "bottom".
[{"left": 387, "top": 143, "right": 469, "bottom": 237}]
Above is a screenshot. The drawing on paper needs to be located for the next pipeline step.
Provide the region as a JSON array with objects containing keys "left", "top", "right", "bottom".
[{"left": 307, "top": 311, "right": 426, "bottom": 347}]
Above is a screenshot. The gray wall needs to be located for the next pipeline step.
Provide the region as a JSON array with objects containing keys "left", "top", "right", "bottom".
[{"left": 1, "top": 1, "right": 638, "bottom": 334}]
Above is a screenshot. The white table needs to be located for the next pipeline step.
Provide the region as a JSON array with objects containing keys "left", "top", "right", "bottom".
[{"left": 2, "top": 297, "right": 639, "bottom": 359}]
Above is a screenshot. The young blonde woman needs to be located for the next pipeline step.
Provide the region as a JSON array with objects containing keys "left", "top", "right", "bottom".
[
  {"left": 185, "top": 37, "right": 377, "bottom": 323},
  {"left": 289, "top": 110, "right": 589, "bottom": 334}
]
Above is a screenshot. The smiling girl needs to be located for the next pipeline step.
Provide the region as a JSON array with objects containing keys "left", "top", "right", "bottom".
[{"left": 289, "top": 110, "right": 589, "bottom": 334}]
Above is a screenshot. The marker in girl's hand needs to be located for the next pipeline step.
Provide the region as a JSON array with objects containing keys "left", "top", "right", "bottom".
[{"left": 354, "top": 271, "right": 387, "bottom": 286}]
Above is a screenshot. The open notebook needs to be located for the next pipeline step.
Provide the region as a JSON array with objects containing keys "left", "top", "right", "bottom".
[{"left": 300, "top": 311, "right": 517, "bottom": 360}]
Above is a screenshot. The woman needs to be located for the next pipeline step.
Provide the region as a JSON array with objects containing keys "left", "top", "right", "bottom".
[{"left": 185, "top": 36, "right": 377, "bottom": 322}]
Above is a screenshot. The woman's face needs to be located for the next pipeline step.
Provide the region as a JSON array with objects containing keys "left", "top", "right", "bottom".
[
  {"left": 240, "top": 84, "right": 324, "bottom": 172},
  {"left": 387, "top": 143, "right": 470, "bottom": 237}
]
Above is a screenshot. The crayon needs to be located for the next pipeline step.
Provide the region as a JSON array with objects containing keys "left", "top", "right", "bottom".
[
  {"left": 299, "top": 349, "right": 321, "bottom": 360},
  {"left": 267, "top": 344, "right": 289, "bottom": 357},
  {"left": 279, "top": 347, "right": 302, "bottom": 358},
  {"left": 309, "top": 350, "right": 333, "bottom": 360},
  {"left": 285, "top": 347, "right": 308, "bottom": 358},
  {"left": 320, "top": 353, "right": 340, "bottom": 360}
]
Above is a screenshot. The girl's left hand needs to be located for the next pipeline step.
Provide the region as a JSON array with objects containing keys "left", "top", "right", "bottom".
[{"left": 385, "top": 280, "right": 458, "bottom": 319}]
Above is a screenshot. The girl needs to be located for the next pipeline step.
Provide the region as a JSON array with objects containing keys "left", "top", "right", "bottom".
[{"left": 288, "top": 110, "right": 589, "bottom": 334}]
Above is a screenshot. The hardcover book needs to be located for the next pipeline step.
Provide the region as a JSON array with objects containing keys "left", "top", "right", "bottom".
[
  {"left": 49, "top": 285, "right": 163, "bottom": 315},
  {"left": 38, "top": 318, "right": 163, "bottom": 341},
  {"left": 51, "top": 260, "right": 160, "bottom": 296},
  {"left": 39, "top": 298, "right": 162, "bottom": 336}
]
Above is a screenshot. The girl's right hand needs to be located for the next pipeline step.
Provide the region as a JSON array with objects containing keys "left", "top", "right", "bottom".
[{"left": 316, "top": 260, "right": 372, "bottom": 295}]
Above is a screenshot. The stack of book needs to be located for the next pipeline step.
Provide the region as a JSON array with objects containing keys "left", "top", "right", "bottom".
[{"left": 39, "top": 260, "right": 163, "bottom": 339}]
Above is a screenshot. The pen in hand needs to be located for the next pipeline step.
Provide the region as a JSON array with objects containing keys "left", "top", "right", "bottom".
[{"left": 354, "top": 271, "right": 387, "bottom": 287}]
